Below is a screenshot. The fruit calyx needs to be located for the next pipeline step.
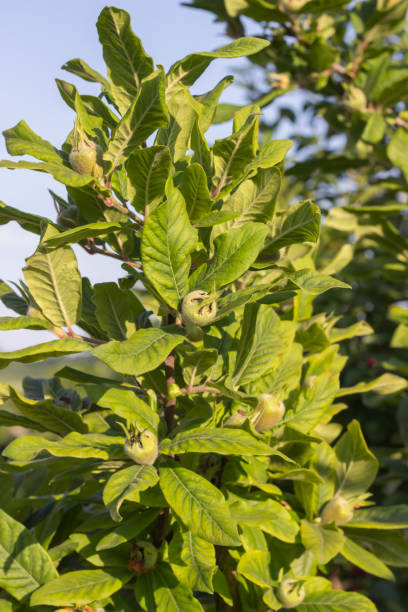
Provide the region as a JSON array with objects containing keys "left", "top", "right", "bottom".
[
  {"left": 181, "top": 290, "right": 217, "bottom": 327},
  {"left": 276, "top": 578, "right": 306, "bottom": 609}
]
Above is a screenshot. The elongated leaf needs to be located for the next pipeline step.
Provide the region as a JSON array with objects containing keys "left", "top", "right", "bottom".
[
  {"left": 160, "top": 427, "right": 279, "bottom": 456},
  {"left": 142, "top": 183, "right": 197, "bottom": 308},
  {"left": 24, "top": 237, "right": 82, "bottom": 328},
  {"left": 237, "top": 550, "right": 273, "bottom": 588},
  {"left": 97, "top": 6, "right": 154, "bottom": 114},
  {"left": 337, "top": 373, "right": 408, "bottom": 397},
  {"left": 42, "top": 222, "right": 122, "bottom": 248},
  {"left": 343, "top": 529, "right": 408, "bottom": 567},
  {"left": 0, "top": 315, "right": 52, "bottom": 331},
  {"left": 341, "top": 537, "right": 394, "bottom": 580},
  {"left": 169, "top": 527, "right": 216, "bottom": 593},
  {"left": 334, "top": 420, "right": 378, "bottom": 497},
  {"left": 30, "top": 569, "right": 131, "bottom": 607},
  {"left": 0, "top": 339, "right": 88, "bottom": 369},
  {"left": 213, "top": 285, "right": 270, "bottom": 322},
  {"left": 347, "top": 505, "right": 408, "bottom": 529},
  {"left": 167, "top": 37, "right": 270, "bottom": 92},
  {"left": 61, "top": 57, "right": 108, "bottom": 86},
  {"left": 196, "top": 75, "right": 234, "bottom": 132},
  {"left": 159, "top": 466, "right": 240, "bottom": 546},
  {"left": 103, "top": 465, "right": 159, "bottom": 521},
  {"left": 263, "top": 200, "right": 321, "bottom": 255},
  {"left": 8, "top": 387, "right": 87, "bottom": 435},
  {"left": 0, "top": 159, "right": 94, "bottom": 187},
  {"left": 93, "top": 282, "right": 142, "bottom": 341},
  {"left": 3, "top": 432, "right": 125, "bottom": 463},
  {"left": 152, "top": 562, "right": 204, "bottom": 611},
  {"left": 229, "top": 497, "right": 299, "bottom": 542},
  {"left": 96, "top": 509, "right": 159, "bottom": 551},
  {"left": 3, "top": 120, "right": 63, "bottom": 163},
  {"left": 233, "top": 303, "right": 295, "bottom": 387},
  {"left": 126, "top": 146, "right": 172, "bottom": 213},
  {"left": 105, "top": 69, "right": 169, "bottom": 169},
  {"left": 92, "top": 328, "right": 184, "bottom": 376},
  {"left": 289, "top": 269, "right": 351, "bottom": 295},
  {"left": 56, "top": 79, "right": 119, "bottom": 128},
  {"left": 221, "top": 167, "right": 281, "bottom": 228},
  {"left": 196, "top": 223, "right": 268, "bottom": 291},
  {"left": 97, "top": 388, "right": 159, "bottom": 432},
  {"left": 212, "top": 113, "right": 258, "bottom": 194},
  {"left": 300, "top": 520, "right": 345, "bottom": 564},
  {"left": 0, "top": 200, "right": 48, "bottom": 234},
  {"left": 179, "top": 163, "right": 212, "bottom": 222},
  {"left": 296, "top": 577, "right": 376, "bottom": 611},
  {"left": 0, "top": 508, "right": 57, "bottom": 601},
  {"left": 0, "top": 409, "right": 48, "bottom": 431}
]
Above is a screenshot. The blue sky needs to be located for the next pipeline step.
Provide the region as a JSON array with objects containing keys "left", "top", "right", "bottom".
[{"left": 0, "top": 1, "right": 254, "bottom": 350}]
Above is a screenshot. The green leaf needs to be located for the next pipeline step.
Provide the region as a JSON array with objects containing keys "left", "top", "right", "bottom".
[
  {"left": 297, "top": 577, "right": 377, "bottom": 611},
  {"left": 42, "top": 222, "right": 122, "bottom": 248},
  {"left": 195, "top": 75, "right": 234, "bottom": 132},
  {"left": 97, "top": 6, "right": 154, "bottom": 114},
  {"left": 8, "top": 387, "right": 87, "bottom": 435},
  {"left": 0, "top": 200, "right": 48, "bottom": 234},
  {"left": 0, "top": 508, "right": 57, "bottom": 601},
  {"left": 179, "top": 163, "right": 212, "bottom": 222},
  {"left": 212, "top": 113, "right": 259, "bottom": 195},
  {"left": 229, "top": 497, "right": 299, "bottom": 542},
  {"left": 0, "top": 159, "right": 94, "bottom": 187},
  {"left": 362, "top": 112, "right": 386, "bottom": 144},
  {"left": 159, "top": 466, "right": 241, "bottom": 546},
  {"left": 61, "top": 57, "right": 109, "bottom": 86},
  {"left": 289, "top": 269, "right": 351, "bottom": 295},
  {"left": 151, "top": 562, "right": 204, "bottom": 611},
  {"left": 96, "top": 509, "right": 159, "bottom": 551},
  {"left": 167, "top": 37, "right": 270, "bottom": 91},
  {"left": 157, "top": 84, "right": 201, "bottom": 162},
  {"left": 23, "top": 236, "right": 82, "bottom": 328},
  {"left": 300, "top": 520, "right": 345, "bottom": 564},
  {"left": 262, "top": 200, "right": 321, "bottom": 255},
  {"left": 3, "top": 432, "right": 125, "bottom": 463},
  {"left": 195, "top": 223, "right": 268, "bottom": 291},
  {"left": 93, "top": 282, "right": 141, "bottom": 341},
  {"left": 0, "top": 315, "right": 52, "bottom": 331},
  {"left": 220, "top": 167, "right": 281, "bottom": 228},
  {"left": 160, "top": 427, "right": 280, "bottom": 456},
  {"left": 103, "top": 465, "right": 159, "bottom": 521},
  {"left": 56, "top": 79, "right": 119, "bottom": 128},
  {"left": 169, "top": 527, "right": 216, "bottom": 593},
  {"left": 2, "top": 120, "right": 63, "bottom": 163},
  {"left": 237, "top": 550, "right": 273, "bottom": 588},
  {"left": 343, "top": 529, "right": 408, "bottom": 567},
  {"left": 334, "top": 420, "right": 378, "bottom": 497},
  {"left": 233, "top": 303, "right": 295, "bottom": 387},
  {"left": 30, "top": 568, "right": 131, "bottom": 607},
  {"left": 341, "top": 537, "right": 394, "bottom": 580},
  {"left": 347, "top": 505, "right": 408, "bottom": 529},
  {"left": 104, "top": 69, "right": 169, "bottom": 169},
  {"left": 141, "top": 183, "right": 197, "bottom": 308},
  {"left": 92, "top": 328, "right": 185, "bottom": 376},
  {"left": 387, "top": 127, "right": 408, "bottom": 182},
  {"left": 126, "top": 145, "right": 172, "bottom": 213},
  {"left": 247, "top": 139, "right": 293, "bottom": 172},
  {"left": 0, "top": 339, "right": 88, "bottom": 369},
  {"left": 96, "top": 388, "right": 159, "bottom": 433},
  {"left": 213, "top": 285, "right": 270, "bottom": 322},
  {"left": 337, "top": 373, "right": 408, "bottom": 397}
]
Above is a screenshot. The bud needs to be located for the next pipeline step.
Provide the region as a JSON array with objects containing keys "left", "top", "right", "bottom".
[
  {"left": 124, "top": 429, "right": 158, "bottom": 465},
  {"left": 225, "top": 409, "right": 247, "bottom": 426},
  {"left": 321, "top": 495, "right": 354, "bottom": 525},
  {"left": 276, "top": 579, "right": 306, "bottom": 609},
  {"left": 251, "top": 394, "right": 285, "bottom": 432},
  {"left": 181, "top": 290, "right": 217, "bottom": 327},
  {"left": 167, "top": 383, "right": 182, "bottom": 399},
  {"left": 69, "top": 124, "right": 104, "bottom": 179},
  {"left": 186, "top": 324, "right": 204, "bottom": 342}
]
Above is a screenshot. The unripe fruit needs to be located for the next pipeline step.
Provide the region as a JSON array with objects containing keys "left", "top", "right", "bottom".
[
  {"left": 167, "top": 383, "right": 182, "bottom": 399},
  {"left": 321, "top": 495, "right": 354, "bottom": 525},
  {"left": 69, "top": 142, "right": 97, "bottom": 175},
  {"left": 182, "top": 290, "right": 217, "bottom": 327},
  {"left": 124, "top": 430, "right": 158, "bottom": 465},
  {"left": 276, "top": 579, "right": 306, "bottom": 609},
  {"left": 186, "top": 324, "right": 204, "bottom": 342},
  {"left": 57, "top": 204, "right": 77, "bottom": 228},
  {"left": 282, "top": 0, "right": 307, "bottom": 10},
  {"left": 136, "top": 541, "right": 158, "bottom": 569},
  {"left": 225, "top": 409, "right": 247, "bottom": 426},
  {"left": 251, "top": 394, "right": 285, "bottom": 432}
]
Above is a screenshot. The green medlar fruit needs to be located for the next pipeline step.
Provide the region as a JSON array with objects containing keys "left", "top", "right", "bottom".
[
  {"left": 276, "top": 579, "right": 306, "bottom": 609},
  {"left": 321, "top": 495, "right": 354, "bottom": 525},
  {"left": 251, "top": 394, "right": 285, "bottom": 432},
  {"left": 124, "top": 429, "right": 158, "bottom": 466},
  {"left": 181, "top": 290, "right": 216, "bottom": 327}
]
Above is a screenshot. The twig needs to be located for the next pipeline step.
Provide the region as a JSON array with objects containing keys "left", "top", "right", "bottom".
[{"left": 180, "top": 384, "right": 221, "bottom": 396}]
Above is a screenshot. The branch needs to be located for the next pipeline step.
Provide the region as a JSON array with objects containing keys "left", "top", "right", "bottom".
[{"left": 180, "top": 384, "right": 221, "bottom": 396}]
